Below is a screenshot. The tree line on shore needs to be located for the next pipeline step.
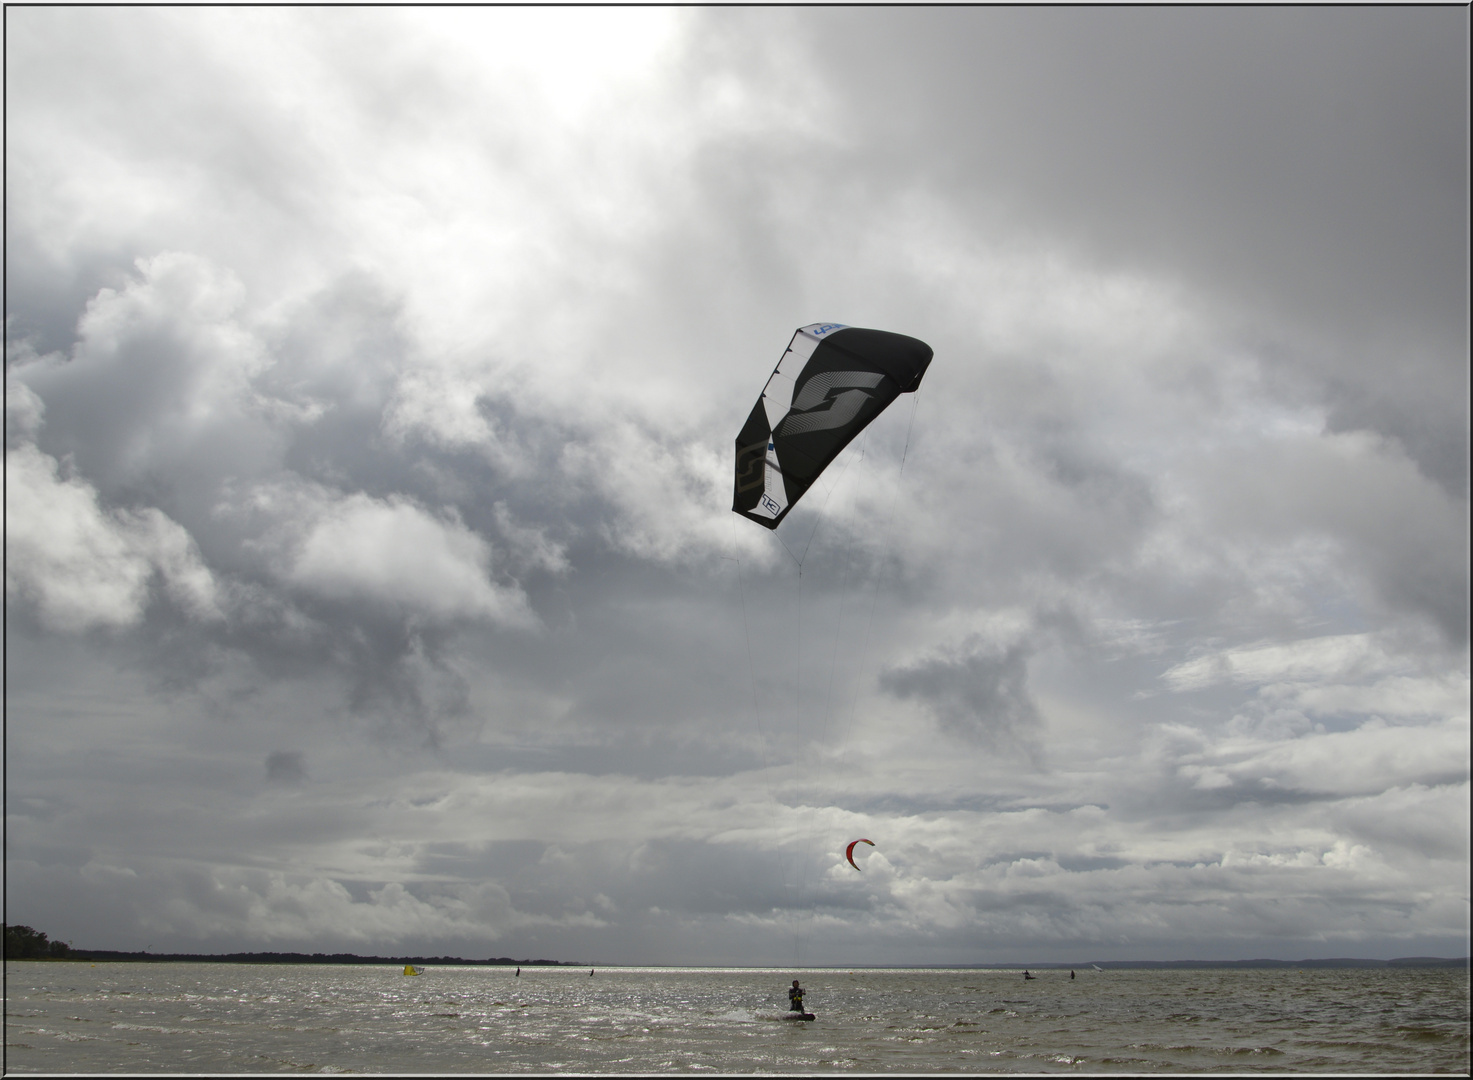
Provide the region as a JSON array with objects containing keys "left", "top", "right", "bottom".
[
  {"left": 5, "top": 925, "right": 72, "bottom": 959},
  {"left": 4, "top": 924, "right": 573, "bottom": 966}
]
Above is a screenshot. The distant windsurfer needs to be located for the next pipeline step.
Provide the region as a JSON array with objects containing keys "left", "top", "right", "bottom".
[
  {"left": 1070, "top": 970, "right": 1075, "bottom": 980},
  {"left": 515, "top": 966, "right": 520, "bottom": 977},
  {"left": 788, "top": 979, "right": 805, "bottom": 1012},
  {"left": 590, "top": 968, "right": 594, "bottom": 976}
]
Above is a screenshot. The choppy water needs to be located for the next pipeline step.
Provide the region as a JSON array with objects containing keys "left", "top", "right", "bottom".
[{"left": 4, "top": 962, "right": 1467, "bottom": 1073}]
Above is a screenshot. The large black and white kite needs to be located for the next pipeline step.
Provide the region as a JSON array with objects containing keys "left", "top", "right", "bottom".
[{"left": 733, "top": 324, "right": 933, "bottom": 529}]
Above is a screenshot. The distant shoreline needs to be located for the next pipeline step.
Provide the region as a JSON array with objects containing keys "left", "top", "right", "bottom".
[
  {"left": 17, "top": 953, "right": 1467, "bottom": 969},
  {"left": 960, "top": 957, "right": 1469, "bottom": 970},
  {"left": 32, "top": 951, "right": 581, "bottom": 966}
]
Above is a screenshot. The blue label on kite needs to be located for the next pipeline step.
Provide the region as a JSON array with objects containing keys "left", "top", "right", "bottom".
[{"left": 811, "top": 323, "right": 845, "bottom": 336}]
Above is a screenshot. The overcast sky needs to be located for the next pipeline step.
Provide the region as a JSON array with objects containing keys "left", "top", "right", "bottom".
[{"left": 6, "top": 7, "right": 1468, "bottom": 965}]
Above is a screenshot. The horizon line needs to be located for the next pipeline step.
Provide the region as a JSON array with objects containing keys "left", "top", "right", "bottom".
[{"left": 31, "top": 948, "right": 1470, "bottom": 970}]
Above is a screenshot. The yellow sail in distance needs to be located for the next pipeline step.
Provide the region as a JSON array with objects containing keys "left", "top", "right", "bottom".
[{"left": 403, "top": 964, "right": 423, "bottom": 976}]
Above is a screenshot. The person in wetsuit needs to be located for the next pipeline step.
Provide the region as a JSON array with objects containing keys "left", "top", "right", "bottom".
[{"left": 788, "top": 980, "right": 805, "bottom": 1013}]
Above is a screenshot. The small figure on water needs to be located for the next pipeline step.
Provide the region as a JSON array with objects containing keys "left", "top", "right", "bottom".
[
  {"left": 515, "top": 966, "right": 520, "bottom": 977},
  {"left": 1023, "top": 969, "right": 1035, "bottom": 980},
  {"left": 590, "top": 968, "right": 595, "bottom": 977},
  {"left": 788, "top": 979, "right": 805, "bottom": 1012}
]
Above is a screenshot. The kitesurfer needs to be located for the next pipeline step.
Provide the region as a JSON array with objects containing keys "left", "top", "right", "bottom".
[
  {"left": 1023, "top": 969, "right": 1035, "bottom": 980},
  {"left": 515, "top": 966, "right": 520, "bottom": 977},
  {"left": 1070, "top": 970, "right": 1076, "bottom": 980},
  {"left": 788, "top": 979, "right": 805, "bottom": 1012}
]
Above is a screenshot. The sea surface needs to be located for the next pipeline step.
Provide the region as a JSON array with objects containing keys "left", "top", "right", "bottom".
[{"left": 4, "top": 961, "right": 1467, "bottom": 1074}]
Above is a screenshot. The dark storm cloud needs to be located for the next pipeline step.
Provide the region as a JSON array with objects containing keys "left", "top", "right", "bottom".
[
  {"left": 756, "top": 5, "right": 1469, "bottom": 495},
  {"left": 809, "top": 6, "right": 1466, "bottom": 335},
  {"left": 265, "top": 752, "right": 306, "bottom": 786},
  {"left": 880, "top": 638, "right": 1041, "bottom": 755},
  {"left": 1196, "top": 432, "right": 1471, "bottom": 644}
]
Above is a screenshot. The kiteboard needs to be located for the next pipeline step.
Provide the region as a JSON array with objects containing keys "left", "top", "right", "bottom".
[{"left": 783, "top": 1012, "right": 816, "bottom": 1021}]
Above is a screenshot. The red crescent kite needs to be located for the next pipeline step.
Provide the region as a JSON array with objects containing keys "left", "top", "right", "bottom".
[{"left": 845, "top": 838, "right": 876, "bottom": 871}]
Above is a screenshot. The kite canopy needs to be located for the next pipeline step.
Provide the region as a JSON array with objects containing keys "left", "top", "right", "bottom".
[
  {"left": 733, "top": 324, "right": 933, "bottom": 529},
  {"left": 846, "top": 838, "right": 876, "bottom": 870}
]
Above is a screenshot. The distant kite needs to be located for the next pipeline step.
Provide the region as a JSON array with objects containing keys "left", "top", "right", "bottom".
[
  {"left": 734, "top": 324, "right": 933, "bottom": 530},
  {"left": 845, "top": 838, "right": 876, "bottom": 871}
]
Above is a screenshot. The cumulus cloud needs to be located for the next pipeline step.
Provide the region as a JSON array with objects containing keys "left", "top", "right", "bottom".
[
  {"left": 6, "top": 247, "right": 543, "bottom": 723},
  {"left": 5, "top": 364, "right": 47, "bottom": 444},
  {"left": 6, "top": 442, "right": 221, "bottom": 631},
  {"left": 1157, "top": 631, "right": 1469, "bottom": 752},
  {"left": 15, "top": 252, "right": 279, "bottom": 493},
  {"left": 1162, "top": 634, "right": 1404, "bottom": 693},
  {"left": 282, "top": 491, "right": 531, "bottom": 626},
  {"left": 1158, "top": 716, "right": 1470, "bottom": 799},
  {"left": 83, "top": 864, "right": 586, "bottom": 950}
]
